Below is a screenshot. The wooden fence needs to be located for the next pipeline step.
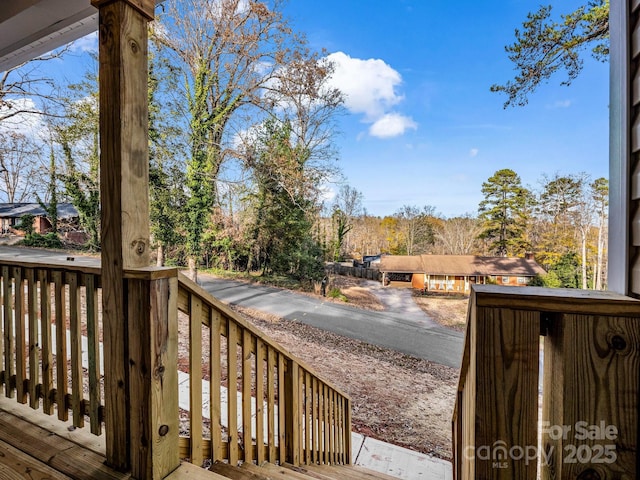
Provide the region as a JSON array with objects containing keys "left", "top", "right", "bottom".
[
  {"left": 329, "top": 263, "right": 380, "bottom": 281},
  {"left": 453, "top": 285, "right": 640, "bottom": 479}
]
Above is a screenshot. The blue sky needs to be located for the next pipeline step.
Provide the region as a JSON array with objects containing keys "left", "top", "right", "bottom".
[
  {"left": 282, "top": 0, "right": 610, "bottom": 218},
  {"left": 4, "top": 0, "right": 608, "bottom": 219}
]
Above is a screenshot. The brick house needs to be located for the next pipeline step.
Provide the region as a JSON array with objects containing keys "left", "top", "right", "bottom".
[{"left": 379, "top": 253, "right": 546, "bottom": 292}]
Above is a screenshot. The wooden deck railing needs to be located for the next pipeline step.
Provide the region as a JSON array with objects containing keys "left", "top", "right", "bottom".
[
  {"left": 176, "top": 274, "right": 352, "bottom": 468},
  {"left": 0, "top": 255, "right": 351, "bottom": 475},
  {"left": 0, "top": 258, "right": 104, "bottom": 435},
  {"left": 452, "top": 284, "right": 640, "bottom": 479}
]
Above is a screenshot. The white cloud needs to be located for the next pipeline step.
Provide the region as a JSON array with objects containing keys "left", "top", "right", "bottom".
[
  {"left": 548, "top": 99, "right": 571, "bottom": 109},
  {"left": 0, "top": 98, "right": 45, "bottom": 138},
  {"left": 70, "top": 32, "right": 98, "bottom": 54},
  {"left": 327, "top": 51, "right": 417, "bottom": 138},
  {"left": 319, "top": 184, "right": 337, "bottom": 204},
  {"left": 369, "top": 113, "right": 417, "bottom": 138},
  {"left": 469, "top": 148, "right": 479, "bottom": 157}
]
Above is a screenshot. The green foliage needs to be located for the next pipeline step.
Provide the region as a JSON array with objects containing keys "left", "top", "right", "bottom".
[
  {"left": 59, "top": 151, "right": 100, "bottom": 250},
  {"left": 550, "top": 252, "right": 581, "bottom": 288},
  {"left": 55, "top": 73, "right": 101, "bottom": 251},
  {"left": 183, "top": 56, "right": 242, "bottom": 266},
  {"left": 529, "top": 271, "right": 562, "bottom": 288},
  {"left": 478, "top": 169, "right": 532, "bottom": 256},
  {"left": 16, "top": 214, "right": 35, "bottom": 236},
  {"left": 492, "top": 0, "right": 609, "bottom": 107},
  {"left": 148, "top": 49, "right": 187, "bottom": 264},
  {"left": 534, "top": 173, "right": 585, "bottom": 268},
  {"left": 332, "top": 206, "right": 351, "bottom": 262},
  {"left": 36, "top": 148, "right": 59, "bottom": 233},
  {"left": 17, "top": 212, "right": 63, "bottom": 249},
  {"left": 20, "top": 232, "right": 63, "bottom": 249},
  {"left": 148, "top": 50, "right": 187, "bottom": 264},
  {"left": 327, "top": 287, "right": 348, "bottom": 302},
  {"left": 246, "top": 120, "right": 324, "bottom": 282}
]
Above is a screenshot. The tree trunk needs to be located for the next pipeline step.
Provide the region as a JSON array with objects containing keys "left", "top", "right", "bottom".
[
  {"left": 188, "top": 256, "right": 198, "bottom": 283},
  {"left": 156, "top": 244, "right": 164, "bottom": 267},
  {"left": 581, "top": 229, "right": 588, "bottom": 289},
  {"left": 595, "top": 220, "right": 604, "bottom": 290}
]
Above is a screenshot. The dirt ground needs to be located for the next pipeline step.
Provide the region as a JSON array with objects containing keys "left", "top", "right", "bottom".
[
  {"left": 224, "top": 275, "right": 469, "bottom": 461},
  {"left": 231, "top": 304, "right": 458, "bottom": 460},
  {"left": 412, "top": 293, "right": 469, "bottom": 332}
]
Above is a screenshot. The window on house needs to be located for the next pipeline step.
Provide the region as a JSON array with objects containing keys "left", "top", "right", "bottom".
[
  {"left": 517, "top": 277, "right": 527, "bottom": 284},
  {"left": 502, "top": 276, "right": 509, "bottom": 284}
]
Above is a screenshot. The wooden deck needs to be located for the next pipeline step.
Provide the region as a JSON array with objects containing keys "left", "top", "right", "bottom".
[{"left": 0, "top": 399, "right": 399, "bottom": 480}]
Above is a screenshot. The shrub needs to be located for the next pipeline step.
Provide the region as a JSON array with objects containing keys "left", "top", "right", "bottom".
[
  {"left": 327, "top": 287, "right": 348, "bottom": 302},
  {"left": 20, "top": 232, "right": 63, "bottom": 249}
]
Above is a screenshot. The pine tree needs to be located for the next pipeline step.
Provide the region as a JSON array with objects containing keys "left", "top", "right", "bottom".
[
  {"left": 492, "top": 1, "right": 609, "bottom": 107},
  {"left": 478, "top": 169, "right": 531, "bottom": 256}
]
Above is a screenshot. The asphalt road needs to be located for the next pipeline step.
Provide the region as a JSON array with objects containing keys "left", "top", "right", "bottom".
[
  {"left": 199, "top": 275, "right": 464, "bottom": 368},
  {"left": 0, "top": 246, "right": 464, "bottom": 368}
]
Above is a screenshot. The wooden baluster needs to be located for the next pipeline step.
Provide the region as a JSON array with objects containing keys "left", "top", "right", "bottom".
[
  {"left": 84, "top": 274, "right": 101, "bottom": 434},
  {"left": 267, "top": 347, "right": 276, "bottom": 463},
  {"left": 330, "top": 389, "right": 336, "bottom": 465},
  {"left": 209, "top": 309, "right": 222, "bottom": 462},
  {"left": 67, "top": 273, "right": 83, "bottom": 428},
  {"left": 278, "top": 353, "right": 286, "bottom": 465},
  {"left": 323, "top": 384, "right": 330, "bottom": 464},
  {"left": 39, "top": 270, "right": 53, "bottom": 415},
  {"left": 52, "top": 271, "right": 68, "bottom": 421},
  {"left": 305, "top": 371, "right": 311, "bottom": 464},
  {"left": 255, "top": 338, "right": 265, "bottom": 465},
  {"left": 318, "top": 382, "right": 325, "bottom": 464},
  {"left": 298, "top": 366, "right": 304, "bottom": 463},
  {"left": 189, "top": 293, "right": 203, "bottom": 466},
  {"left": 227, "top": 321, "right": 239, "bottom": 465},
  {"left": 311, "top": 377, "right": 318, "bottom": 464},
  {"left": 284, "top": 358, "right": 301, "bottom": 465},
  {"left": 345, "top": 397, "right": 352, "bottom": 464},
  {"left": 14, "top": 267, "right": 25, "bottom": 404},
  {"left": 2, "top": 266, "right": 12, "bottom": 398},
  {"left": 25, "top": 268, "right": 38, "bottom": 410},
  {"left": 338, "top": 395, "right": 344, "bottom": 463},
  {"left": 242, "top": 329, "right": 253, "bottom": 463}
]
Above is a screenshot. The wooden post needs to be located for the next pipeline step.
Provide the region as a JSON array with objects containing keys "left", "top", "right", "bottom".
[
  {"left": 126, "top": 268, "right": 179, "bottom": 479},
  {"left": 91, "top": 0, "right": 154, "bottom": 472},
  {"left": 472, "top": 297, "right": 540, "bottom": 478},
  {"left": 541, "top": 314, "right": 639, "bottom": 478}
]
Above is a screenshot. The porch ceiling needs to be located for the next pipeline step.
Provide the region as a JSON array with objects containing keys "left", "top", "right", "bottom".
[{"left": 0, "top": 0, "right": 98, "bottom": 73}]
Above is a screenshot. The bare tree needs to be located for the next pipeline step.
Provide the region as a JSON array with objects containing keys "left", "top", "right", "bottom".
[
  {"left": 0, "top": 130, "right": 44, "bottom": 202},
  {"left": 330, "top": 185, "right": 363, "bottom": 260},
  {"left": 396, "top": 205, "right": 437, "bottom": 255},
  {"left": 154, "top": 0, "right": 314, "bottom": 280},
  {"left": 435, "top": 215, "right": 483, "bottom": 255},
  {"left": 0, "top": 50, "right": 69, "bottom": 124},
  {"left": 591, "top": 178, "right": 608, "bottom": 289}
]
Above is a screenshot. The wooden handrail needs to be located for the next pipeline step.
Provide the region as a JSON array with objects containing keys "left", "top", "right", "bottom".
[
  {"left": 453, "top": 285, "right": 640, "bottom": 479},
  {"left": 176, "top": 272, "right": 352, "bottom": 468}
]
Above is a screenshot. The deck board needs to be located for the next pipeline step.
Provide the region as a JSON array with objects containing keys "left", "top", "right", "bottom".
[
  {"left": 0, "top": 438, "right": 71, "bottom": 479},
  {"left": 0, "top": 406, "right": 130, "bottom": 480}
]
